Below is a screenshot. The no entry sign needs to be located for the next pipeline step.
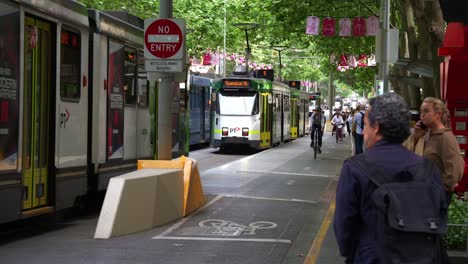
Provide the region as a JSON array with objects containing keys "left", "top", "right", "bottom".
[{"left": 144, "top": 18, "right": 185, "bottom": 60}]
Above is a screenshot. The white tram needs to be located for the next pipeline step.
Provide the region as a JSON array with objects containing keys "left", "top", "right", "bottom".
[{"left": 211, "top": 71, "right": 308, "bottom": 150}]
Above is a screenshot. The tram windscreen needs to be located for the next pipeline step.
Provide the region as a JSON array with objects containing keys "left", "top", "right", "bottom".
[{"left": 217, "top": 91, "right": 259, "bottom": 115}]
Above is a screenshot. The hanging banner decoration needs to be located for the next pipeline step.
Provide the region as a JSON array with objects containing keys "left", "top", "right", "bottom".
[
  {"left": 211, "top": 52, "right": 220, "bottom": 65},
  {"left": 367, "top": 53, "right": 377, "bottom": 66},
  {"left": 366, "top": 16, "right": 379, "bottom": 36},
  {"left": 322, "top": 17, "right": 336, "bottom": 36},
  {"left": 306, "top": 16, "right": 320, "bottom": 35},
  {"left": 337, "top": 54, "right": 349, "bottom": 72},
  {"left": 338, "top": 18, "right": 352, "bottom": 36},
  {"left": 353, "top": 17, "right": 366, "bottom": 36},
  {"left": 202, "top": 52, "right": 212, "bottom": 65},
  {"left": 349, "top": 55, "right": 357, "bottom": 68},
  {"left": 305, "top": 15, "right": 380, "bottom": 37},
  {"left": 358, "top": 54, "right": 368, "bottom": 67}
]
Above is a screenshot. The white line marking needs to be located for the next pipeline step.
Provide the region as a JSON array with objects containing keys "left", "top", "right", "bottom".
[
  {"left": 154, "top": 194, "right": 224, "bottom": 238},
  {"left": 153, "top": 236, "right": 291, "bottom": 244},
  {"left": 223, "top": 194, "right": 318, "bottom": 204},
  {"left": 236, "top": 170, "right": 331, "bottom": 178}
]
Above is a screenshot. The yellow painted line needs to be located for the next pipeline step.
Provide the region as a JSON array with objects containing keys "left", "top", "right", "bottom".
[{"left": 303, "top": 196, "right": 336, "bottom": 264}]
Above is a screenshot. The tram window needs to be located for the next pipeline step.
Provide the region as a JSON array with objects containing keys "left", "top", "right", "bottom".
[
  {"left": 137, "top": 51, "right": 148, "bottom": 107},
  {"left": 124, "top": 48, "right": 137, "bottom": 105},
  {"left": 60, "top": 28, "right": 81, "bottom": 102},
  {"left": 217, "top": 91, "right": 259, "bottom": 115}
]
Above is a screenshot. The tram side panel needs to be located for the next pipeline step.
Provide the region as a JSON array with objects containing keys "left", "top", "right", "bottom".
[
  {"left": 283, "top": 94, "right": 291, "bottom": 142},
  {"left": 136, "top": 68, "right": 152, "bottom": 158},
  {"left": 54, "top": 25, "right": 89, "bottom": 210},
  {"left": 271, "top": 94, "right": 282, "bottom": 146},
  {"left": 0, "top": 2, "right": 21, "bottom": 223},
  {"left": 122, "top": 49, "right": 152, "bottom": 160},
  {"left": 189, "top": 86, "right": 202, "bottom": 145},
  {"left": 189, "top": 75, "right": 212, "bottom": 146},
  {"left": 0, "top": 0, "right": 92, "bottom": 223}
]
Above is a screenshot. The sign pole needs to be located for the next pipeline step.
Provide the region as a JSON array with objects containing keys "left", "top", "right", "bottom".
[
  {"left": 379, "top": 0, "right": 390, "bottom": 93},
  {"left": 158, "top": 0, "right": 173, "bottom": 160}
]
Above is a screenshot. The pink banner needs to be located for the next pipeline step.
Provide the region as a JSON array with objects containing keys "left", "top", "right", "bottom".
[
  {"left": 306, "top": 16, "right": 320, "bottom": 35},
  {"left": 366, "top": 16, "right": 379, "bottom": 36},
  {"left": 353, "top": 17, "right": 366, "bottom": 36},
  {"left": 338, "top": 18, "right": 352, "bottom": 36},
  {"left": 322, "top": 17, "right": 336, "bottom": 36}
]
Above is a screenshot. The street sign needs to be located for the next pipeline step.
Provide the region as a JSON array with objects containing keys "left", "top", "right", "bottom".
[
  {"left": 145, "top": 60, "right": 182, "bottom": 72},
  {"left": 144, "top": 18, "right": 185, "bottom": 60}
]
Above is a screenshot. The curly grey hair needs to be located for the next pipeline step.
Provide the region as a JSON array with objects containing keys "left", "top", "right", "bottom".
[{"left": 367, "top": 93, "right": 411, "bottom": 143}]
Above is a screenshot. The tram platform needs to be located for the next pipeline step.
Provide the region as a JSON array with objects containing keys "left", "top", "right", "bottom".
[{"left": 0, "top": 133, "right": 351, "bottom": 264}]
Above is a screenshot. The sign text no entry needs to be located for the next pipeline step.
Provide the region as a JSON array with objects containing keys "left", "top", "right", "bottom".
[{"left": 144, "top": 18, "right": 185, "bottom": 60}]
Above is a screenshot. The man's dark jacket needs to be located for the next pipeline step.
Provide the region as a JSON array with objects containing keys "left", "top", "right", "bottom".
[{"left": 333, "top": 140, "right": 443, "bottom": 264}]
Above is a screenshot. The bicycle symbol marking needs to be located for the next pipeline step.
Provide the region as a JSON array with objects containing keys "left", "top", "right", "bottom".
[{"left": 198, "top": 219, "right": 277, "bottom": 236}]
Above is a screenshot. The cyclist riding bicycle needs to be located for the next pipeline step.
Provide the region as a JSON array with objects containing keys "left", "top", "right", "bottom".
[
  {"left": 332, "top": 112, "right": 345, "bottom": 142},
  {"left": 309, "top": 106, "right": 326, "bottom": 153}
]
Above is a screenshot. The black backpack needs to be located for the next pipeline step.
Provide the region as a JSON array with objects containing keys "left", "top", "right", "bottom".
[
  {"left": 349, "top": 156, "right": 448, "bottom": 264},
  {"left": 357, "top": 111, "right": 364, "bottom": 129}
]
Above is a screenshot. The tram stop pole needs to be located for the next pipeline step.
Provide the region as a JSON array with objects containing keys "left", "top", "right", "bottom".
[{"left": 158, "top": 0, "right": 173, "bottom": 160}]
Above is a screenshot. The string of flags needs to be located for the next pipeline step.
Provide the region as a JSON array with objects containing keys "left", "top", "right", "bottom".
[
  {"left": 306, "top": 16, "right": 379, "bottom": 36},
  {"left": 331, "top": 53, "right": 377, "bottom": 72}
]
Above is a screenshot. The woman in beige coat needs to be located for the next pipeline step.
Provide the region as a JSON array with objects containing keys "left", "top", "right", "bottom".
[{"left": 403, "top": 97, "right": 464, "bottom": 194}]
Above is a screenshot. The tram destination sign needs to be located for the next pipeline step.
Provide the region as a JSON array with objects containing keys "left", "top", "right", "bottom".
[
  {"left": 222, "top": 80, "right": 252, "bottom": 89},
  {"left": 144, "top": 18, "right": 186, "bottom": 72}
]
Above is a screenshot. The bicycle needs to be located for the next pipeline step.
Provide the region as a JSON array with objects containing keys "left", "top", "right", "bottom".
[
  {"left": 334, "top": 123, "right": 344, "bottom": 143},
  {"left": 312, "top": 127, "right": 320, "bottom": 160}
]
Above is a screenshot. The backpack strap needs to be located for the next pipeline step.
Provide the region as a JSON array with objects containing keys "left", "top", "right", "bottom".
[
  {"left": 347, "top": 155, "right": 430, "bottom": 186},
  {"left": 348, "top": 155, "right": 386, "bottom": 186}
]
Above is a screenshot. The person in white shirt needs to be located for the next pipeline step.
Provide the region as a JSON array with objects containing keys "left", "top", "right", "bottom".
[
  {"left": 332, "top": 112, "right": 345, "bottom": 141},
  {"left": 309, "top": 107, "right": 326, "bottom": 153}
]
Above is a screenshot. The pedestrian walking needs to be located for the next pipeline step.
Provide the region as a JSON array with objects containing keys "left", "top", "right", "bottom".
[{"left": 352, "top": 104, "right": 365, "bottom": 154}]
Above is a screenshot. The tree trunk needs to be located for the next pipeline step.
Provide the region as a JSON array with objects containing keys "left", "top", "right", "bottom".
[
  {"left": 405, "top": 0, "right": 422, "bottom": 108},
  {"left": 409, "top": 0, "right": 444, "bottom": 99}
]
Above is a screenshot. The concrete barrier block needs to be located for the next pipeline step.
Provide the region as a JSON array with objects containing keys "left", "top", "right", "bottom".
[
  {"left": 153, "top": 170, "right": 184, "bottom": 225},
  {"left": 137, "top": 159, "right": 184, "bottom": 170},
  {"left": 94, "top": 168, "right": 183, "bottom": 239},
  {"left": 183, "top": 159, "right": 206, "bottom": 216}
]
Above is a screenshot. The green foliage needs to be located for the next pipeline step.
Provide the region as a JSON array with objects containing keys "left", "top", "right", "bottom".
[
  {"left": 445, "top": 193, "right": 468, "bottom": 250},
  {"left": 79, "top": 0, "right": 380, "bottom": 96}
]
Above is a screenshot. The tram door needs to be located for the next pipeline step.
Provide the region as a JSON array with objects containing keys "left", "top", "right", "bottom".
[
  {"left": 260, "top": 93, "right": 272, "bottom": 148},
  {"left": 22, "top": 17, "right": 53, "bottom": 210}
]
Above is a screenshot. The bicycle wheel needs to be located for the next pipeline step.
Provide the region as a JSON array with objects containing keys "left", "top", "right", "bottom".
[{"left": 314, "top": 129, "right": 319, "bottom": 159}]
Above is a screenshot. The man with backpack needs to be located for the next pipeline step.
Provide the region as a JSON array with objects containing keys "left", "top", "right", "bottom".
[
  {"left": 352, "top": 104, "right": 366, "bottom": 154},
  {"left": 334, "top": 93, "right": 448, "bottom": 264},
  {"left": 309, "top": 106, "right": 326, "bottom": 153}
]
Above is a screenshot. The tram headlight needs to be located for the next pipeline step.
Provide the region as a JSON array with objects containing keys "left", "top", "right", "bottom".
[
  {"left": 222, "top": 127, "right": 228, "bottom": 136},
  {"left": 242, "top": 128, "right": 249, "bottom": 136}
]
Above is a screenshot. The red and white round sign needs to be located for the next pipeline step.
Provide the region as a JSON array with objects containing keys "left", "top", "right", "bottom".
[{"left": 144, "top": 19, "right": 183, "bottom": 59}]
